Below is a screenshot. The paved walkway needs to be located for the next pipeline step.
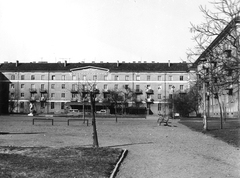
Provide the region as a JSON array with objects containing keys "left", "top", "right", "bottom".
[{"left": 114, "top": 116, "right": 240, "bottom": 178}]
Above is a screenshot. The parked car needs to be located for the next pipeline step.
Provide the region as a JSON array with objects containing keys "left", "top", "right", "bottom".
[
  {"left": 67, "top": 109, "right": 81, "bottom": 116},
  {"left": 96, "top": 109, "right": 107, "bottom": 114}
]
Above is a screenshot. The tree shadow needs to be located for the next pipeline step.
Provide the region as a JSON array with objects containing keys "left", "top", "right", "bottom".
[{"left": 0, "top": 132, "right": 45, "bottom": 135}]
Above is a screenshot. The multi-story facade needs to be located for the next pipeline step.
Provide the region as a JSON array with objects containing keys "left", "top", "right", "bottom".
[
  {"left": 195, "top": 17, "right": 240, "bottom": 118},
  {"left": 0, "top": 60, "right": 194, "bottom": 115}
]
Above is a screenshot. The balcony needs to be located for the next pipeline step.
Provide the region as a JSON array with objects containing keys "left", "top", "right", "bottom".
[
  {"left": 135, "top": 89, "right": 143, "bottom": 95},
  {"left": 146, "top": 89, "right": 154, "bottom": 94},
  {"left": 102, "top": 89, "right": 110, "bottom": 93},
  {"left": 40, "top": 97, "right": 47, "bottom": 102},
  {"left": 39, "top": 88, "right": 47, "bottom": 93},
  {"left": 30, "top": 97, "right": 37, "bottom": 102},
  {"left": 71, "top": 88, "right": 79, "bottom": 93},
  {"left": 146, "top": 98, "right": 154, "bottom": 103},
  {"left": 135, "top": 98, "right": 143, "bottom": 103},
  {"left": 93, "top": 89, "right": 100, "bottom": 94},
  {"left": 71, "top": 98, "right": 78, "bottom": 102},
  {"left": 29, "top": 88, "right": 37, "bottom": 93},
  {"left": 82, "top": 89, "right": 89, "bottom": 94}
]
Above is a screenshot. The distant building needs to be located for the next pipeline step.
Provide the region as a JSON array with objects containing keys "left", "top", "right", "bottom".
[{"left": 0, "top": 60, "right": 195, "bottom": 115}]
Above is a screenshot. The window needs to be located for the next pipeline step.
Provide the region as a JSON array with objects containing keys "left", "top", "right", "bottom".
[
  {"left": 83, "top": 75, "right": 86, "bottom": 80},
  {"left": 169, "top": 76, "right": 172, "bottom": 81},
  {"left": 104, "top": 84, "right": 108, "bottom": 90},
  {"left": 41, "top": 84, "right": 44, "bottom": 89},
  {"left": 11, "top": 75, "right": 15, "bottom": 80},
  {"left": 61, "top": 93, "right": 65, "bottom": 98},
  {"left": 72, "top": 75, "right": 76, "bottom": 80},
  {"left": 104, "top": 75, "right": 107, "bottom": 81},
  {"left": 180, "top": 85, "right": 184, "bottom": 90},
  {"left": 10, "top": 93, "right": 14, "bottom": 98},
  {"left": 21, "top": 75, "right": 25, "bottom": 80},
  {"left": 10, "top": 84, "right": 14, "bottom": 89},
  {"left": 136, "top": 85, "right": 140, "bottom": 90},
  {"left": 147, "top": 75, "right": 150, "bottom": 81},
  {"left": 61, "top": 75, "right": 66, "bottom": 80},
  {"left": 114, "top": 84, "right": 118, "bottom": 90},
  {"left": 20, "top": 102, "right": 24, "bottom": 108},
  {"left": 21, "top": 93, "right": 24, "bottom": 97},
  {"left": 61, "top": 102, "right": 65, "bottom": 109},
  {"left": 51, "top": 93, "right": 55, "bottom": 98},
  {"left": 31, "top": 75, "right": 35, "bottom": 80},
  {"left": 180, "top": 76, "right": 183, "bottom": 81},
  {"left": 125, "top": 75, "right": 129, "bottom": 81},
  {"left": 62, "top": 84, "right": 65, "bottom": 89},
  {"left": 21, "top": 84, "right": 24, "bottom": 89},
  {"left": 52, "top": 75, "right": 55, "bottom": 80},
  {"left": 158, "top": 85, "right": 162, "bottom": 90},
  {"left": 93, "top": 75, "right": 97, "bottom": 81},
  {"left": 124, "top": 85, "right": 129, "bottom": 89},
  {"left": 41, "top": 75, "right": 45, "bottom": 80},
  {"left": 158, "top": 94, "right": 161, "bottom": 99},
  {"left": 51, "top": 102, "right": 54, "bottom": 109},
  {"left": 31, "top": 84, "right": 35, "bottom": 89},
  {"left": 51, "top": 84, "right": 55, "bottom": 89},
  {"left": 158, "top": 76, "right": 162, "bottom": 81},
  {"left": 115, "top": 75, "right": 119, "bottom": 81},
  {"left": 136, "top": 75, "right": 140, "bottom": 81},
  {"left": 158, "top": 103, "right": 161, "bottom": 111},
  {"left": 169, "top": 85, "right": 172, "bottom": 90}
]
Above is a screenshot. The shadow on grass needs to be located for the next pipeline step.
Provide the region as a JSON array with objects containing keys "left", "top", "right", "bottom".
[{"left": 0, "top": 132, "right": 45, "bottom": 135}]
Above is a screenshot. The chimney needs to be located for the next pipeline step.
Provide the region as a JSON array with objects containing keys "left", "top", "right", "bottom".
[
  {"left": 16, "top": 60, "right": 19, "bottom": 67},
  {"left": 144, "top": 61, "right": 147, "bottom": 63},
  {"left": 122, "top": 61, "right": 125, "bottom": 63},
  {"left": 168, "top": 60, "right": 171, "bottom": 67},
  {"left": 64, "top": 60, "right": 67, "bottom": 67},
  {"left": 117, "top": 60, "right": 119, "bottom": 67},
  {"left": 100, "top": 61, "right": 103, "bottom": 63},
  {"left": 138, "top": 61, "right": 141, "bottom": 63},
  {"left": 152, "top": 61, "right": 155, "bottom": 63}
]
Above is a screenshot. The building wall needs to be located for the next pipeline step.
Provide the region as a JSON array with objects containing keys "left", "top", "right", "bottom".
[{"left": 1, "top": 67, "right": 192, "bottom": 115}]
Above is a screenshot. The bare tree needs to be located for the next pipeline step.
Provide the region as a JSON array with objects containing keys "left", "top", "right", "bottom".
[{"left": 188, "top": 0, "right": 240, "bottom": 130}]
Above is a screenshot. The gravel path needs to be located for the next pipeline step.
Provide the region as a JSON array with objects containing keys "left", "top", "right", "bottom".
[
  {"left": 113, "top": 116, "right": 240, "bottom": 178},
  {"left": 0, "top": 115, "right": 240, "bottom": 177}
]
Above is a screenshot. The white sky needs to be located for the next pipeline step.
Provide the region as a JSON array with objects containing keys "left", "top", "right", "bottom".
[{"left": 0, "top": 0, "right": 210, "bottom": 63}]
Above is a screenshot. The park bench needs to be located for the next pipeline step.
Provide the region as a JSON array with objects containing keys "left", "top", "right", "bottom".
[
  {"left": 157, "top": 115, "right": 170, "bottom": 126},
  {"left": 33, "top": 115, "right": 54, "bottom": 125},
  {"left": 67, "top": 119, "right": 89, "bottom": 126}
]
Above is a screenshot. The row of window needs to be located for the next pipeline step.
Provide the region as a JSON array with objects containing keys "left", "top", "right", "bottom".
[
  {"left": 10, "top": 84, "right": 184, "bottom": 91},
  {"left": 10, "top": 74, "right": 185, "bottom": 81}
]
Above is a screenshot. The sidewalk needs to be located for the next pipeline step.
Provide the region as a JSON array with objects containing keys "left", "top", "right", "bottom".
[{"left": 115, "top": 117, "right": 240, "bottom": 178}]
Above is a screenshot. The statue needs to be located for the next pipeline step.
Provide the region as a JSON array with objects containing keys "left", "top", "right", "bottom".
[{"left": 28, "top": 102, "right": 34, "bottom": 116}]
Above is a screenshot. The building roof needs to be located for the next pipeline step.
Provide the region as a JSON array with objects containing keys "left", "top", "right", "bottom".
[
  {"left": 0, "top": 62, "right": 190, "bottom": 73},
  {"left": 195, "top": 16, "right": 240, "bottom": 64}
]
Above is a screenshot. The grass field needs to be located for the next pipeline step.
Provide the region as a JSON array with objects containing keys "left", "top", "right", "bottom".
[
  {"left": 0, "top": 146, "right": 122, "bottom": 178},
  {"left": 179, "top": 117, "right": 240, "bottom": 148}
]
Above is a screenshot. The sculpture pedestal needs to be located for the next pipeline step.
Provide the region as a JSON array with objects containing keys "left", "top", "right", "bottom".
[{"left": 28, "top": 113, "right": 33, "bottom": 116}]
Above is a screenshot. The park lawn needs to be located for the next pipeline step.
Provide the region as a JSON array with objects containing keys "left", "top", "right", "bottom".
[
  {"left": 179, "top": 118, "right": 240, "bottom": 148},
  {"left": 0, "top": 146, "right": 123, "bottom": 178}
]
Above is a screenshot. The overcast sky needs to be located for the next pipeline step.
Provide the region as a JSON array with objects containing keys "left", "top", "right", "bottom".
[{"left": 0, "top": 0, "right": 210, "bottom": 64}]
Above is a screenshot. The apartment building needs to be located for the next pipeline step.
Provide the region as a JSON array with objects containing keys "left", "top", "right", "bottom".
[
  {"left": 195, "top": 17, "right": 240, "bottom": 118},
  {"left": 0, "top": 60, "right": 194, "bottom": 115}
]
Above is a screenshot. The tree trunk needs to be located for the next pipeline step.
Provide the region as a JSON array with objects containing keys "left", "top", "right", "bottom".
[
  {"left": 90, "top": 92, "right": 99, "bottom": 147},
  {"left": 216, "top": 97, "right": 223, "bottom": 129}
]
